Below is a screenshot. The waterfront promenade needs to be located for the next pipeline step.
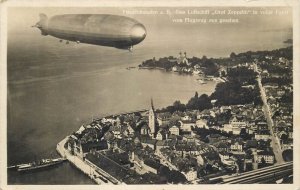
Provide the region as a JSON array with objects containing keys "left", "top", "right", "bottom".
[{"left": 56, "top": 137, "right": 117, "bottom": 185}]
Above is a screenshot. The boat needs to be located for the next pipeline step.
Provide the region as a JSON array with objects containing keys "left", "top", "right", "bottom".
[
  {"left": 193, "top": 70, "right": 201, "bottom": 75},
  {"left": 17, "top": 158, "right": 66, "bottom": 172},
  {"left": 126, "top": 66, "right": 136, "bottom": 70},
  {"left": 196, "top": 78, "right": 207, "bottom": 84}
]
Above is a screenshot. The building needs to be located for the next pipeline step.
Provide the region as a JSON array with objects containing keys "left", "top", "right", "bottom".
[
  {"left": 255, "top": 150, "right": 275, "bottom": 164},
  {"left": 223, "top": 124, "right": 242, "bottom": 135},
  {"left": 255, "top": 130, "right": 271, "bottom": 141},
  {"left": 157, "top": 113, "right": 171, "bottom": 126},
  {"left": 219, "top": 151, "right": 230, "bottom": 162},
  {"left": 142, "top": 159, "right": 161, "bottom": 174},
  {"left": 196, "top": 155, "right": 205, "bottom": 166},
  {"left": 149, "top": 99, "right": 156, "bottom": 138},
  {"left": 141, "top": 138, "right": 157, "bottom": 150},
  {"left": 156, "top": 130, "right": 167, "bottom": 140},
  {"left": 126, "top": 124, "right": 135, "bottom": 135},
  {"left": 73, "top": 140, "right": 108, "bottom": 159},
  {"left": 169, "top": 125, "right": 180, "bottom": 136},
  {"left": 229, "top": 115, "right": 247, "bottom": 128},
  {"left": 220, "top": 106, "right": 232, "bottom": 113},
  {"left": 197, "top": 151, "right": 221, "bottom": 166},
  {"left": 182, "top": 115, "right": 192, "bottom": 121},
  {"left": 179, "top": 120, "right": 195, "bottom": 132},
  {"left": 257, "top": 122, "right": 268, "bottom": 131},
  {"left": 230, "top": 139, "right": 244, "bottom": 152},
  {"left": 110, "top": 125, "right": 122, "bottom": 138},
  {"left": 177, "top": 52, "right": 190, "bottom": 66},
  {"left": 141, "top": 124, "right": 150, "bottom": 135},
  {"left": 222, "top": 157, "right": 236, "bottom": 166},
  {"left": 196, "top": 119, "right": 208, "bottom": 129},
  {"left": 214, "top": 142, "right": 230, "bottom": 152},
  {"left": 183, "top": 135, "right": 195, "bottom": 143},
  {"left": 281, "top": 141, "right": 293, "bottom": 150},
  {"left": 156, "top": 140, "right": 176, "bottom": 153},
  {"left": 182, "top": 168, "right": 197, "bottom": 181}
]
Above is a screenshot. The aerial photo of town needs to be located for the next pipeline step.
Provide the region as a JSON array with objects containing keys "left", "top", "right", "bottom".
[{"left": 56, "top": 46, "right": 293, "bottom": 184}]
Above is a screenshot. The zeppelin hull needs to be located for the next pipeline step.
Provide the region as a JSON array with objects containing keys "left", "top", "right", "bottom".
[{"left": 35, "top": 14, "right": 146, "bottom": 49}]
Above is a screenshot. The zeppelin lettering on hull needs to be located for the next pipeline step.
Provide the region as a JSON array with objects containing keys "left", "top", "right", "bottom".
[{"left": 33, "top": 13, "right": 147, "bottom": 51}]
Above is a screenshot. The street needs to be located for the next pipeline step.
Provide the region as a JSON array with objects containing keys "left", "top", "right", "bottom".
[{"left": 257, "top": 75, "right": 284, "bottom": 164}]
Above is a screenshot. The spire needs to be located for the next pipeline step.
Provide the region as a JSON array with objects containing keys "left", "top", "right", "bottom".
[{"left": 151, "top": 98, "right": 154, "bottom": 110}]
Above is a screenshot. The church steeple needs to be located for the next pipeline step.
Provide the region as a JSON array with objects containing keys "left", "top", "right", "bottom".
[
  {"left": 149, "top": 98, "right": 156, "bottom": 138},
  {"left": 151, "top": 98, "right": 154, "bottom": 110}
]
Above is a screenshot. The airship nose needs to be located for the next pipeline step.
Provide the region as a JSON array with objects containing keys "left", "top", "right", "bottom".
[{"left": 130, "top": 24, "right": 146, "bottom": 45}]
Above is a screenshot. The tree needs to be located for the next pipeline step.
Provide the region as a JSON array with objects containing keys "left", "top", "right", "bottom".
[
  {"left": 261, "top": 157, "right": 267, "bottom": 167},
  {"left": 240, "top": 128, "right": 252, "bottom": 140},
  {"left": 280, "top": 133, "right": 288, "bottom": 141},
  {"left": 230, "top": 52, "right": 237, "bottom": 59},
  {"left": 173, "top": 100, "right": 186, "bottom": 112},
  {"left": 205, "top": 163, "right": 213, "bottom": 173},
  {"left": 158, "top": 165, "right": 171, "bottom": 176},
  {"left": 186, "top": 93, "right": 212, "bottom": 111},
  {"left": 169, "top": 116, "right": 181, "bottom": 127},
  {"left": 282, "top": 149, "right": 293, "bottom": 162},
  {"left": 169, "top": 170, "right": 187, "bottom": 184},
  {"left": 221, "top": 70, "right": 226, "bottom": 77}
]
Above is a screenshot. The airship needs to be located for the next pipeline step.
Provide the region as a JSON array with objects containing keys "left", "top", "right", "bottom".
[{"left": 33, "top": 13, "right": 147, "bottom": 51}]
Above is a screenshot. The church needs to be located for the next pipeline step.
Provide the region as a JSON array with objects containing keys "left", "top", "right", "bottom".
[
  {"left": 148, "top": 98, "right": 156, "bottom": 138},
  {"left": 140, "top": 99, "right": 158, "bottom": 138},
  {"left": 177, "top": 52, "right": 190, "bottom": 66}
]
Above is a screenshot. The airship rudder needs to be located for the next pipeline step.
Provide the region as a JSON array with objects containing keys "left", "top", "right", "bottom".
[{"left": 33, "top": 13, "right": 49, "bottom": 36}]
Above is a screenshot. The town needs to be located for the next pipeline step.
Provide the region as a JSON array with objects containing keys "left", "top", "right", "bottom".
[{"left": 57, "top": 45, "right": 293, "bottom": 184}]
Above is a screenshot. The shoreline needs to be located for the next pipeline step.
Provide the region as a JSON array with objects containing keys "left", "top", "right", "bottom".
[
  {"left": 138, "top": 66, "right": 166, "bottom": 70},
  {"left": 56, "top": 137, "right": 123, "bottom": 185},
  {"left": 138, "top": 66, "right": 225, "bottom": 81}
]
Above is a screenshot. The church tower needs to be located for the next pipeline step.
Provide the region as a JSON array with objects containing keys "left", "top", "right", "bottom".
[{"left": 149, "top": 98, "right": 156, "bottom": 138}]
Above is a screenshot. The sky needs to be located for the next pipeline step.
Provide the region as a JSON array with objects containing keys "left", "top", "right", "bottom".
[{"left": 7, "top": 7, "right": 293, "bottom": 57}]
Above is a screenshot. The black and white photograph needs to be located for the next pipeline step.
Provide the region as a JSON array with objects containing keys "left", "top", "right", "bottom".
[{"left": 0, "top": 0, "right": 299, "bottom": 188}]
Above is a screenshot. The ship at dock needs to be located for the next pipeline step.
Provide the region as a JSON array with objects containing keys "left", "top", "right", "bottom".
[{"left": 11, "top": 158, "right": 66, "bottom": 172}]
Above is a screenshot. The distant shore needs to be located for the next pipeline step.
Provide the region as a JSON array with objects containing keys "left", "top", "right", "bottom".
[{"left": 138, "top": 66, "right": 166, "bottom": 70}]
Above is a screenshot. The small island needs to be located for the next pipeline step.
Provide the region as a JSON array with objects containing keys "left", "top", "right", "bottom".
[{"left": 57, "top": 46, "right": 293, "bottom": 184}]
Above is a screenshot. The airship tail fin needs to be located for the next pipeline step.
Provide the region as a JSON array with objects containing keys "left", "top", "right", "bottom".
[
  {"left": 39, "top": 13, "right": 48, "bottom": 25},
  {"left": 34, "top": 13, "right": 48, "bottom": 35}
]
